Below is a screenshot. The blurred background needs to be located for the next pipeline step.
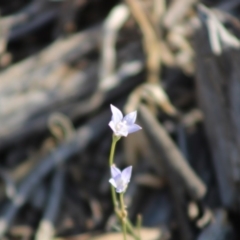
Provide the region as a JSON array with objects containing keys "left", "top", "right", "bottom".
[{"left": 0, "top": 0, "right": 240, "bottom": 239}]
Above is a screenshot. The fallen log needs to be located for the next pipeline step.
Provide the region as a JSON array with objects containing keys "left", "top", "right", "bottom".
[{"left": 0, "top": 59, "right": 144, "bottom": 150}]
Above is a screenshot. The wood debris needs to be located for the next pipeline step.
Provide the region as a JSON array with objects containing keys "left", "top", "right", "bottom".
[{"left": 0, "top": 0, "right": 239, "bottom": 239}]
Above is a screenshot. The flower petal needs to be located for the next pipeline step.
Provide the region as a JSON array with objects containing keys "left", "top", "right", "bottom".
[
  {"left": 123, "top": 111, "right": 137, "bottom": 125},
  {"left": 114, "top": 174, "right": 123, "bottom": 186},
  {"left": 122, "top": 166, "right": 132, "bottom": 183},
  {"left": 110, "top": 104, "right": 123, "bottom": 123},
  {"left": 113, "top": 174, "right": 126, "bottom": 193},
  {"left": 116, "top": 187, "right": 125, "bottom": 193},
  {"left": 117, "top": 127, "right": 128, "bottom": 137},
  {"left": 109, "top": 121, "right": 116, "bottom": 133},
  {"left": 109, "top": 178, "right": 117, "bottom": 188},
  {"left": 111, "top": 165, "right": 121, "bottom": 178},
  {"left": 127, "top": 124, "right": 142, "bottom": 134}
]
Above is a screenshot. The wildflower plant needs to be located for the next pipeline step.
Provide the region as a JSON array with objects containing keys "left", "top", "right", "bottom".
[
  {"left": 108, "top": 104, "right": 142, "bottom": 240},
  {"left": 109, "top": 104, "right": 142, "bottom": 137},
  {"left": 109, "top": 165, "right": 132, "bottom": 193}
]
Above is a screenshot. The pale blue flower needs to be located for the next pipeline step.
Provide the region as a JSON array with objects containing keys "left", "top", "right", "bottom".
[
  {"left": 109, "top": 165, "right": 132, "bottom": 193},
  {"left": 109, "top": 104, "right": 142, "bottom": 137}
]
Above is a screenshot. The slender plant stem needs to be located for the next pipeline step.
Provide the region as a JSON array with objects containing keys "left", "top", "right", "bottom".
[
  {"left": 109, "top": 135, "right": 119, "bottom": 208},
  {"left": 120, "top": 193, "right": 127, "bottom": 240},
  {"left": 126, "top": 219, "right": 138, "bottom": 239},
  {"left": 109, "top": 135, "right": 118, "bottom": 166},
  {"left": 115, "top": 211, "right": 139, "bottom": 239},
  {"left": 136, "top": 214, "right": 142, "bottom": 240},
  {"left": 109, "top": 135, "right": 139, "bottom": 240}
]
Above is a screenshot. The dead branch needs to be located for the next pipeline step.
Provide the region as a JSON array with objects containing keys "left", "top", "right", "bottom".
[
  {"left": 138, "top": 104, "right": 206, "bottom": 200},
  {"left": 35, "top": 167, "right": 65, "bottom": 240}
]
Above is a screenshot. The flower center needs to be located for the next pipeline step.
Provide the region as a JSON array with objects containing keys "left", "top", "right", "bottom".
[
  {"left": 114, "top": 175, "right": 126, "bottom": 192},
  {"left": 115, "top": 121, "right": 127, "bottom": 132}
]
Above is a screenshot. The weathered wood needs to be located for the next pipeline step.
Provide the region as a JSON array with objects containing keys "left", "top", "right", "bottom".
[
  {"left": 138, "top": 104, "right": 207, "bottom": 240},
  {"left": 0, "top": 18, "right": 144, "bottom": 148},
  {"left": 197, "top": 210, "right": 234, "bottom": 240},
  {"left": 0, "top": 60, "right": 143, "bottom": 150},
  {"left": 35, "top": 167, "right": 65, "bottom": 240},
  {"left": 194, "top": 14, "right": 240, "bottom": 210},
  {"left": 138, "top": 104, "right": 207, "bottom": 200},
  {"left": 0, "top": 0, "right": 59, "bottom": 53},
  {"left": 0, "top": 25, "right": 101, "bottom": 92},
  {"left": 163, "top": 0, "right": 197, "bottom": 29},
  {"left": 0, "top": 109, "right": 109, "bottom": 237}
]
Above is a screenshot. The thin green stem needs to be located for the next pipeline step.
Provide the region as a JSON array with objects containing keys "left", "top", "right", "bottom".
[
  {"left": 108, "top": 135, "right": 139, "bottom": 240},
  {"left": 136, "top": 214, "right": 142, "bottom": 240},
  {"left": 109, "top": 135, "right": 119, "bottom": 209},
  {"left": 118, "top": 196, "right": 138, "bottom": 239},
  {"left": 126, "top": 219, "right": 138, "bottom": 238},
  {"left": 116, "top": 210, "right": 139, "bottom": 239},
  {"left": 120, "top": 193, "right": 127, "bottom": 240},
  {"left": 111, "top": 186, "right": 118, "bottom": 209},
  {"left": 109, "top": 135, "right": 118, "bottom": 166}
]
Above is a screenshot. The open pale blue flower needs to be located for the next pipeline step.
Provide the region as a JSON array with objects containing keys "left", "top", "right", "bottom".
[
  {"left": 109, "top": 165, "right": 132, "bottom": 193},
  {"left": 109, "top": 104, "right": 142, "bottom": 137}
]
